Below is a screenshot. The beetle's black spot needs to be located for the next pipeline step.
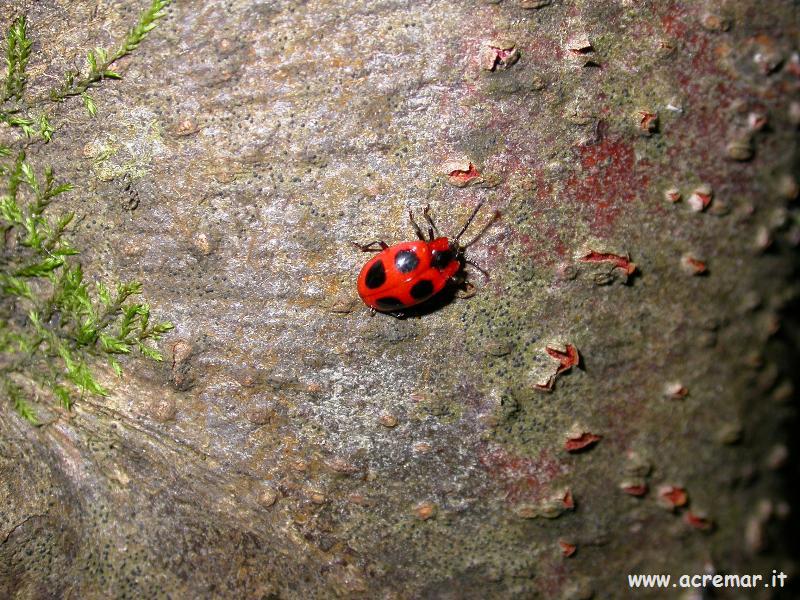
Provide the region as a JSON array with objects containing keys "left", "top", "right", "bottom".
[
  {"left": 365, "top": 260, "right": 386, "bottom": 289},
  {"left": 394, "top": 249, "right": 419, "bottom": 273},
  {"left": 410, "top": 279, "right": 434, "bottom": 300},
  {"left": 375, "top": 297, "right": 405, "bottom": 310},
  {"left": 431, "top": 249, "right": 455, "bottom": 270}
]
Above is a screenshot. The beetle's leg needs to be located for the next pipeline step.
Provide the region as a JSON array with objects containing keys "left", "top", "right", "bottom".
[
  {"left": 408, "top": 209, "right": 426, "bottom": 240},
  {"left": 451, "top": 268, "right": 479, "bottom": 298},
  {"left": 351, "top": 240, "right": 389, "bottom": 252},
  {"left": 465, "top": 258, "right": 491, "bottom": 279},
  {"left": 423, "top": 205, "right": 441, "bottom": 240},
  {"left": 456, "top": 281, "right": 478, "bottom": 299}
]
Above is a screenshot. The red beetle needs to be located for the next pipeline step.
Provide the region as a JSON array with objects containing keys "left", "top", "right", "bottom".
[{"left": 353, "top": 202, "right": 498, "bottom": 314}]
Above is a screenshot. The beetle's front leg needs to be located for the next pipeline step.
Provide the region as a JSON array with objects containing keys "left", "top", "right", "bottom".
[{"left": 350, "top": 240, "right": 389, "bottom": 252}]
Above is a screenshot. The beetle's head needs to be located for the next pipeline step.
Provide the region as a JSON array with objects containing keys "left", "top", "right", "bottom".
[
  {"left": 424, "top": 203, "right": 499, "bottom": 275},
  {"left": 430, "top": 238, "right": 461, "bottom": 270}
]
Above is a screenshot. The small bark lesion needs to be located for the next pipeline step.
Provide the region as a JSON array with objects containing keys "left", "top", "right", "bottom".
[{"left": 1, "top": 513, "right": 46, "bottom": 544}]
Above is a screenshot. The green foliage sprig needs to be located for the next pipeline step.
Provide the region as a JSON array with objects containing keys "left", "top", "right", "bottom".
[
  {"left": 49, "top": 0, "right": 171, "bottom": 112},
  {"left": 0, "top": 2, "right": 174, "bottom": 424},
  {"left": 0, "top": 15, "right": 42, "bottom": 139},
  {"left": 0, "top": 0, "right": 171, "bottom": 138},
  {"left": 3, "top": 15, "right": 32, "bottom": 102}
]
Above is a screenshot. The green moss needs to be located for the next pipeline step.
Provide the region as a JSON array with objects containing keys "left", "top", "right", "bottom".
[{"left": 0, "top": 2, "right": 174, "bottom": 424}]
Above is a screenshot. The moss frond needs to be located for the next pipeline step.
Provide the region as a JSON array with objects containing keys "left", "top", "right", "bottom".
[
  {"left": 0, "top": 4, "right": 174, "bottom": 423},
  {"left": 49, "top": 0, "right": 172, "bottom": 104},
  {"left": 3, "top": 16, "right": 32, "bottom": 102}
]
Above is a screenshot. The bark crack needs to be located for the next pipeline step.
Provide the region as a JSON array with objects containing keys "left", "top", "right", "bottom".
[{"left": 2, "top": 513, "right": 46, "bottom": 544}]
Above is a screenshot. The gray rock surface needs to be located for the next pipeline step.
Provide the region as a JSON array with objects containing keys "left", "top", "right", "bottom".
[{"left": 2, "top": 0, "right": 798, "bottom": 597}]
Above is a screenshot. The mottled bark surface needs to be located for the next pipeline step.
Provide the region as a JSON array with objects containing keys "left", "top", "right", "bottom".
[{"left": 1, "top": 0, "right": 799, "bottom": 598}]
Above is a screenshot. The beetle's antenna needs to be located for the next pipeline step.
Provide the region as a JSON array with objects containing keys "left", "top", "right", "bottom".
[
  {"left": 462, "top": 210, "right": 501, "bottom": 248},
  {"left": 409, "top": 209, "right": 426, "bottom": 241},
  {"left": 423, "top": 205, "right": 441, "bottom": 240},
  {"left": 454, "top": 201, "right": 486, "bottom": 242}
]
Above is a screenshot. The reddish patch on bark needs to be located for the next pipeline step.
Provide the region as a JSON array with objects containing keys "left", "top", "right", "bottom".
[
  {"left": 514, "top": 213, "right": 568, "bottom": 268},
  {"left": 664, "top": 382, "right": 689, "bottom": 399},
  {"left": 621, "top": 484, "right": 648, "bottom": 497},
  {"left": 660, "top": 12, "right": 764, "bottom": 219},
  {"left": 448, "top": 163, "right": 480, "bottom": 185},
  {"left": 687, "top": 189, "right": 712, "bottom": 212},
  {"left": 747, "top": 111, "right": 768, "bottom": 132},
  {"left": 681, "top": 255, "right": 708, "bottom": 275},
  {"left": 478, "top": 445, "right": 568, "bottom": 504},
  {"left": 657, "top": 3, "right": 744, "bottom": 191},
  {"left": 535, "top": 344, "right": 580, "bottom": 392},
  {"left": 660, "top": 5, "right": 690, "bottom": 39},
  {"left": 579, "top": 251, "right": 637, "bottom": 275},
  {"left": 690, "top": 36, "right": 714, "bottom": 73},
  {"left": 561, "top": 488, "right": 574, "bottom": 509},
  {"left": 559, "top": 540, "right": 577, "bottom": 557},
  {"left": 527, "top": 34, "right": 565, "bottom": 62},
  {"left": 685, "top": 511, "right": 714, "bottom": 531},
  {"left": 480, "top": 42, "right": 520, "bottom": 72},
  {"left": 491, "top": 47, "right": 515, "bottom": 61},
  {"left": 659, "top": 485, "right": 688, "bottom": 508},
  {"left": 546, "top": 344, "right": 580, "bottom": 374},
  {"left": 638, "top": 111, "right": 658, "bottom": 134},
  {"left": 566, "top": 136, "right": 650, "bottom": 231},
  {"left": 564, "top": 432, "right": 602, "bottom": 453}
]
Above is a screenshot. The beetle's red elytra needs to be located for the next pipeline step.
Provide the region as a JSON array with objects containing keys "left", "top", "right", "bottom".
[{"left": 353, "top": 203, "right": 498, "bottom": 314}]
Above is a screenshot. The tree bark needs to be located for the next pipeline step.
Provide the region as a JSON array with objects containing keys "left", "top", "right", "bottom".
[{"left": 2, "top": 0, "right": 798, "bottom": 598}]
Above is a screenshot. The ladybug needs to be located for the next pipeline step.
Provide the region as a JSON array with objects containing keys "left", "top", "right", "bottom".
[{"left": 353, "top": 202, "right": 498, "bottom": 314}]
